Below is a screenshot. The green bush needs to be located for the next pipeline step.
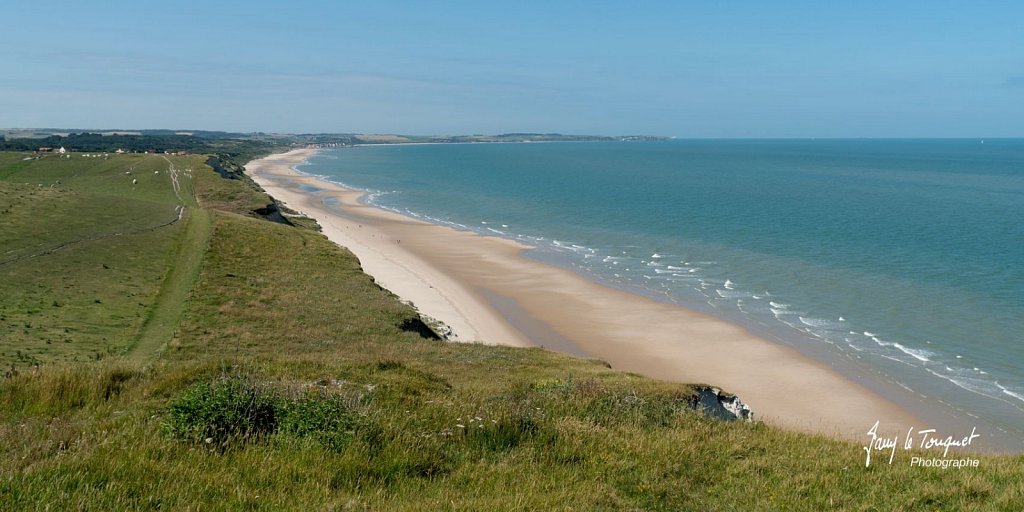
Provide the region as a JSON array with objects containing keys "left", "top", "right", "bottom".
[
  {"left": 164, "top": 375, "right": 361, "bottom": 450},
  {"left": 278, "top": 391, "right": 358, "bottom": 451},
  {"left": 164, "top": 375, "right": 278, "bottom": 446}
]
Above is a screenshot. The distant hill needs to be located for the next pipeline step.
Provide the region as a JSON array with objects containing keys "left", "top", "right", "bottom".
[{"left": 1, "top": 129, "right": 670, "bottom": 150}]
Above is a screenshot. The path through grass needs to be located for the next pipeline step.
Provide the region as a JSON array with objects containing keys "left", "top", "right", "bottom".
[{"left": 126, "top": 207, "right": 211, "bottom": 363}]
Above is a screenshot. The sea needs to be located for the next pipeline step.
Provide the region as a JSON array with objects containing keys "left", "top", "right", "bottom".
[{"left": 299, "top": 139, "right": 1024, "bottom": 447}]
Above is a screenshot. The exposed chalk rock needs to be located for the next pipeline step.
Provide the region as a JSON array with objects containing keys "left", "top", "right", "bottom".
[{"left": 692, "top": 385, "right": 753, "bottom": 422}]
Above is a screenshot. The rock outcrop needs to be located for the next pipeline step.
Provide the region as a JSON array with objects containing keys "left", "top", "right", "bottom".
[
  {"left": 692, "top": 385, "right": 753, "bottom": 422},
  {"left": 252, "top": 203, "right": 293, "bottom": 226}
]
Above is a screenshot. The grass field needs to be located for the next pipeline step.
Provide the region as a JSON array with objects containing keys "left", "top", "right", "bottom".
[
  {"left": 0, "top": 153, "right": 196, "bottom": 365},
  {"left": 1, "top": 150, "right": 1022, "bottom": 510}
]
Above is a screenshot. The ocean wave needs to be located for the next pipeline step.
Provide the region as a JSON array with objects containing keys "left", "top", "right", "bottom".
[
  {"left": 879, "top": 353, "right": 916, "bottom": 367},
  {"left": 868, "top": 336, "right": 933, "bottom": 362},
  {"left": 798, "top": 316, "right": 843, "bottom": 330},
  {"left": 666, "top": 276, "right": 700, "bottom": 283},
  {"left": 723, "top": 279, "right": 735, "bottom": 290},
  {"left": 926, "top": 368, "right": 1007, "bottom": 404},
  {"left": 716, "top": 289, "right": 752, "bottom": 299},
  {"left": 769, "top": 301, "right": 790, "bottom": 309},
  {"left": 996, "top": 382, "right": 1024, "bottom": 404},
  {"left": 364, "top": 190, "right": 397, "bottom": 205},
  {"left": 892, "top": 342, "right": 933, "bottom": 362}
]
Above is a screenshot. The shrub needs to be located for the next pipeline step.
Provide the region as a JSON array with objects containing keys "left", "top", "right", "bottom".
[
  {"left": 278, "top": 391, "right": 358, "bottom": 451},
  {"left": 164, "top": 375, "right": 362, "bottom": 450},
  {"left": 164, "top": 375, "right": 278, "bottom": 446}
]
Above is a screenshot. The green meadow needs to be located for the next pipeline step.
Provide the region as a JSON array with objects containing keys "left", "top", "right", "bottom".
[{"left": 1, "top": 151, "right": 1021, "bottom": 510}]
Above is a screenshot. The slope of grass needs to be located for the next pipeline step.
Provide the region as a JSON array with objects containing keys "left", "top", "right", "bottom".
[
  {"left": 126, "top": 208, "right": 212, "bottom": 363},
  {"left": 0, "top": 154, "right": 194, "bottom": 366},
  {"left": 1, "top": 152, "right": 1022, "bottom": 510}
]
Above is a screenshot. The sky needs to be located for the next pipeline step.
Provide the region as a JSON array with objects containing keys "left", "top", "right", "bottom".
[{"left": 1, "top": 1, "right": 1022, "bottom": 137}]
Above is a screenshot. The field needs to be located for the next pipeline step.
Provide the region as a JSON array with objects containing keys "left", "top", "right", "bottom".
[{"left": 1, "top": 151, "right": 1022, "bottom": 510}]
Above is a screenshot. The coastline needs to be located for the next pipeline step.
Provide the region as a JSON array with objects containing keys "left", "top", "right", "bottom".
[{"left": 247, "top": 148, "right": 932, "bottom": 441}]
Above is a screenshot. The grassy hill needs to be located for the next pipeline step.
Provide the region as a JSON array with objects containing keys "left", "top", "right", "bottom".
[{"left": 1, "top": 151, "right": 1021, "bottom": 510}]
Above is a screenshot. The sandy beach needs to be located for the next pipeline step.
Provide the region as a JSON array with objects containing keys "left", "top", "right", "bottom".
[{"left": 246, "top": 148, "right": 928, "bottom": 440}]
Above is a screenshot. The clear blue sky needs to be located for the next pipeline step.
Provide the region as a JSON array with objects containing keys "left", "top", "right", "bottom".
[{"left": 2, "top": 1, "right": 1022, "bottom": 137}]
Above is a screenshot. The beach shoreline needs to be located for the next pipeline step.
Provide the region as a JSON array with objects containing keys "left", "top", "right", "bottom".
[{"left": 246, "top": 148, "right": 988, "bottom": 445}]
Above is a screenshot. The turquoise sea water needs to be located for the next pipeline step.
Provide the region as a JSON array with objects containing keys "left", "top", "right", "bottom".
[{"left": 301, "top": 140, "right": 1024, "bottom": 443}]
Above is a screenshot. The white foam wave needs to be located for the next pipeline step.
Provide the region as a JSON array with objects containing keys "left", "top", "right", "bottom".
[
  {"left": 769, "top": 301, "right": 789, "bottom": 309},
  {"left": 798, "top": 316, "right": 843, "bottom": 329},
  {"left": 926, "top": 368, "right": 1007, "bottom": 404},
  {"left": 998, "top": 383, "right": 1024, "bottom": 404},
  {"left": 880, "top": 353, "right": 916, "bottom": 367},
  {"left": 869, "top": 336, "right": 932, "bottom": 362},
  {"left": 716, "top": 289, "right": 752, "bottom": 299},
  {"left": 723, "top": 279, "right": 735, "bottom": 290}
]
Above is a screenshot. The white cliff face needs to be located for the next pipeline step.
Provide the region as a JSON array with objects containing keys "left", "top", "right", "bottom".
[
  {"left": 719, "top": 393, "right": 753, "bottom": 422},
  {"left": 693, "top": 386, "right": 753, "bottom": 422}
]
